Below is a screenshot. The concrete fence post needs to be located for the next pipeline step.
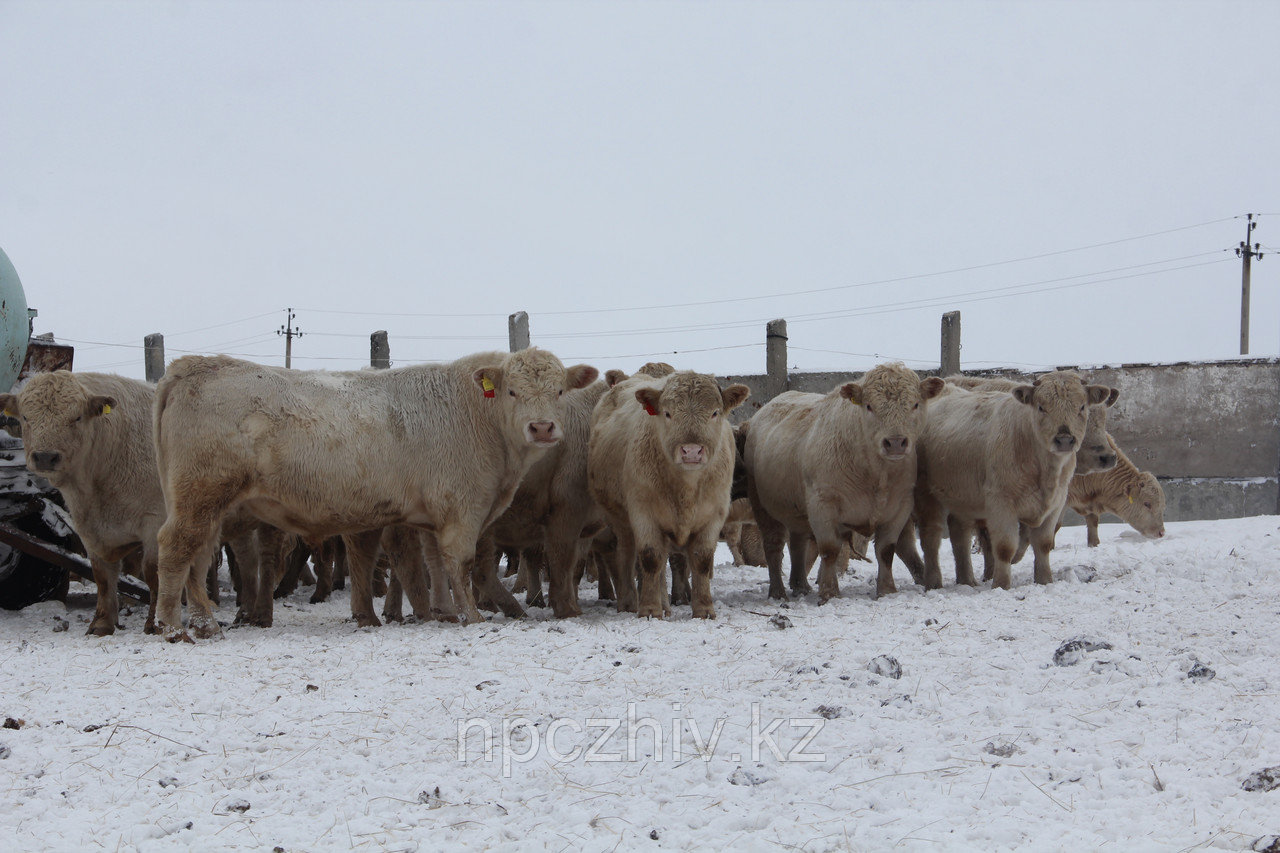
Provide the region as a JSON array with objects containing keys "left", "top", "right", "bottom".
[
  {"left": 765, "top": 319, "right": 788, "bottom": 401},
  {"left": 940, "top": 311, "right": 961, "bottom": 377},
  {"left": 509, "top": 311, "right": 530, "bottom": 352},
  {"left": 370, "top": 331, "right": 390, "bottom": 369},
  {"left": 144, "top": 333, "right": 165, "bottom": 383}
]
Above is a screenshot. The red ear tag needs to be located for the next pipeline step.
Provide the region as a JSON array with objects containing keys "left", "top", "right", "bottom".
[
  {"left": 481, "top": 377, "right": 496, "bottom": 398},
  {"left": 643, "top": 403, "right": 658, "bottom": 416}
]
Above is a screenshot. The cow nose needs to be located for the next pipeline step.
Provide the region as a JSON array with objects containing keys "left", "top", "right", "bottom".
[
  {"left": 882, "top": 435, "right": 909, "bottom": 456},
  {"left": 1098, "top": 453, "right": 1117, "bottom": 468},
  {"left": 527, "top": 421, "right": 558, "bottom": 443},
  {"left": 1053, "top": 433, "right": 1076, "bottom": 452},
  {"left": 30, "top": 450, "right": 61, "bottom": 471},
  {"left": 679, "top": 444, "right": 706, "bottom": 465}
]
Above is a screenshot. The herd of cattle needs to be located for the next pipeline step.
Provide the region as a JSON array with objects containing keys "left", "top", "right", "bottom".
[{"left": 0, "top": 348, "right": 1166, "bottom": 641}]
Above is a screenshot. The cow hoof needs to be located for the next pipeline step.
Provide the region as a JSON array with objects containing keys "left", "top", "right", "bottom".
[
  {"left": 189, "top": 617, "right": 222, "bottom": 640},
  {"left": 383, "top": 613, "right": 405, "bottom": 624},
  {"left": 87, "top": 621, "right": 115, "bottom": 637},
  {"left": 876, "top": 583, "right": 897, "bottom": 597},
  {"left": 790, "top": 583, "right": 812, "bottom": 596},
  {"left": 553, "top": 604, "right": 583, "bottom": 619},
  {"left": 693, "top": 608, "right": 716, "bottom": 620},
  {"left": 309, "top": 592, "right": 330, "bottom": 604},
  {"left": 144, "top": 619, "right": 158, "bottom": 635},
  {"left": 158, "top": 622, "right": 195, "bottom": 644},
  {"left": 354, "top": 614, "right": 382, "bottom": 628},
  {"left": 527, "top": 593, "right": 546, "bottom": 608},
  {"left": 637, "top": 606, "right": 666, "bottom": 619},
  {"left": 458, "top": 608, "right": 486, "bottom": 625}
]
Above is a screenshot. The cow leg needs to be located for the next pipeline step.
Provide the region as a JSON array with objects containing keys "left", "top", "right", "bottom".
[
  {"left": 986, "top": 518, "right": 1019, "bottom": 590},
  {"left": 1086, "top": 513, "right": 1101, "bottom": 547},
  {"left": 184, "top": 541, "right": 220, "bottom": 640},
  {"left": 547, "top": 514, "right": 586, "bottom": 618},
  {"left": 1011, "top": 524, "right": 1031, "bottom": 564},
  {"left": 595, "top": 548, "right": 616, "bottom": 603},
  {"left": 206, "top": 549, "right": 221, "bottom": 606},
  {"left": 473, "top": 534, "right": 525, "bottom": 619},
  {"left": 1028, "top": 513, "right": 1058, "bottom": 585},
  {"left": 252, "top": 527, "right": 293, "bottom": 627},
  {"left": 86, "top": 555, "right": 120, "bottom": 637},
  {"left": 226, "top": 531, "right": 260, "bottom": 627},
  {"left": 140, "top": 549, "right": 160, "bottom": 634},
  {"left": 310, "top": 538, "right": 335, "bottom": 603},
  {"left": 502, "top": 547, "right": 520, "bottom": 578},
  {"left": 612, "top": 525, "right": 639, "bottom": 613},
  {"left": 688, "top": 535, "right": 718, "bottom": 619},
  {"left": 916, "top": 497, "right": 946, "bottom": 591},
  {"left": 787, "top": 531, "right": 813, "bottom": 595},
  {"left": 434, "top": 526, "right": 484, "bottom": 625},
  {"left": 342, "top": 529, "right": 384, "bottom": 628},
  {"left": 156, "top": 499, "right": 226, "bottom": 642},
  {"left": 420, "top": 530, "right": 459, "bottom": 622},
  {"left": 521, "top": 546, "right": 548, "bottom": 608},
  {"left": 949, "top": 516, "right": 977, "bottom": 587},
  {"left": 894, "top": 521, "right": 927, "bottom": 586},
  {"left": 748, "top": 482, "right": 789, "bottom": 600},
  {"left": 813, "top": 538, "right": 845, "bottom": 603},
  {"left": 870, "top": 522, "right": 901, "bottom": 599},
  {"left": 636, "top": 541, "right": 670, "bottom": 619},
  {"left": 669, "top": 553, "right": 691, "bottom": 606}
]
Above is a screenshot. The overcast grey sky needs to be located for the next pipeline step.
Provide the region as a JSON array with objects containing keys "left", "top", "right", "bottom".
[{"left": 2, "top": 0, "right": 1277, "bottom": 381}]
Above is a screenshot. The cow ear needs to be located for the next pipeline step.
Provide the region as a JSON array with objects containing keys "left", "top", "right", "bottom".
[
  {"left": 605, "top": 369, "right": 629, "bottom": 388},
  {"left": 86, "top": 396, "right": 117, "bottom": 418},
  {"left": 1012, "top": 385, "right": 1036, "bottom": 405},
  {"left": 840, "top": 383, "right": 863, "bottom": 405},
  {"left": 721, "top": 383, "right": 750, "bottom": 413},
  {"left": 919, "top": 377, "right": 945, "bottom": 400},
  {"left": 635, "top": 388, "right": 661, "bottom": 416},
  {"left": 1085, "top": 384, "right": 1112, "bottom": 406},
  {"left": 1105, "top": 387, "right": 1120, "bottom": 407},
  {"left": 565, "top": 364, "right": 598, "bottom": 390},
  {"left": 0, "top": 394, "right": 17, "bottom": 418},
  {"left": 472, "top": 367, "right": 502, "bottom": 397}
]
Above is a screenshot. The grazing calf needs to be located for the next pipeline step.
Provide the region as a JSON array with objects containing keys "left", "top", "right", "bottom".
[
  {"left": 588, "top": 370, "right": 748, "bottom": 618},
  {"left": 1067, "top": 435, "right": 1166, "bottom": 545},
  {"left": 745, "top": 362, "right": 944, "bottom": 601},
  {"left": 914, "top": 371, "right": 1113, "bottom": 590},
  {"left": 151, "top": 349, "right": 596, "bottom": 640}
]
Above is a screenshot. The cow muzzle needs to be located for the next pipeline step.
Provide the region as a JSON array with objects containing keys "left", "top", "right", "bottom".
[
  {"left": 677, "top": 444, "right": 706, "bottom": 466},
  {"left": 881, "top": 435, "right": 909, "bottom": 459},
  {"left": 29, "top": 450, "right": 62, "bottom": 472},
  {"left": 1052, "top": 433, "right": 1077, "bottom": 453},
  {"left": 525, "top": 421, "right": 560, "bottom": 446}
]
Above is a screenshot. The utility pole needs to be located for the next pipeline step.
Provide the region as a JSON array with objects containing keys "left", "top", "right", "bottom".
[
  {"left": 277, "top": 308, "right": 303, "bottom": 368},
  {"left": 1236, "top": 214, "right": 1264, "bottom": 355}
]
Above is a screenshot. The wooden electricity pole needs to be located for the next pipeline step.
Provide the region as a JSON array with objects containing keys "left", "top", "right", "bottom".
[
  {"left": 1236, "top": 214, "right": 1264, "bottom": 355},
  {"left": 277, "top": 308, "right": 303, "bottom": 368}
]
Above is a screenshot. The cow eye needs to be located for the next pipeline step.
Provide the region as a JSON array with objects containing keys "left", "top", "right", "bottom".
[
  {"left": 1079, "top": 405, "right": 1085, "bottom": 414},
  {"left": 710, "top": 410, "right": 718, "bottom": 419},
  {"left": 558, "top": 389, "right": 563, "bottom": 397},
  {"left": 664, "top": 411, "right": 671, "bottom": 419},
  {"left": 1038, "top": 405, "right": 1046, "bottom": 414},
  {"left": 865, "top": 404, "right": 873, "bottom": 413},
  {"left": 1143, "top": 502, "right": 1152, "bottom": 509},
  {"left": 912, "top": 403, "right": 919, "bottom": 411},
  {"left": 508, "top": 390, "right": 516, "bottom": 397}
]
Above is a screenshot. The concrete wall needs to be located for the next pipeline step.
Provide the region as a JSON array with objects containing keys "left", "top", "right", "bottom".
[{"left": 719, "top": 358, "right": 1280, "bottom": 523}]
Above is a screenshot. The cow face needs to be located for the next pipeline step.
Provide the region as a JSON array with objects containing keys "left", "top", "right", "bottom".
[
  {"left": 841, "top": 363, "right": 945, "bottom": 461},
  {"left": 1075, "top": 387, "right": 1120, "bottom": 475},
  {"left": 1124, "top": 472, "right": 1166, "bottom": 539},
  {"left": 473, "top": 348, "right": 598, "bottom": 447},
  {"left": 0, "top": 371, "right": 116, "bottom": 483},
  {"left": 634, "top": 372, "right": 749, "bottom": 469},
  {"left": 1012, "top": 371, "right": 1111, "bottom": 458}
]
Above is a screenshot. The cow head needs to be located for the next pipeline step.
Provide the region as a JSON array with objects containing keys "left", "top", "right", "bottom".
[
  {"left": 1011, "top": 371, "right": 1112, "bottom": 457},
  {"left": 1123, "top": 472, "right": 1166, "bottom": 539},
  {"left": 840, "top": 363, "right": 945, "bottom": 461},
  {"left": 0, "top": 371, "right": 117, "bottom": 482},
  {"left": 472, "top": 348, "right": 598, "bottom": 447},
  {"left": 1075, "top": 386, "right": 1121, "bottom": 474},
  {"left": 634, "top": 372, "right": 749, "bottom": 469}
]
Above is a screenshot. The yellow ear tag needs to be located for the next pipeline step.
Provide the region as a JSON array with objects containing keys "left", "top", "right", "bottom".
[
  {"left": 481, "top": 377, "right": 495, "bottom": 398},
  {"left": 102, "top": 404, "right": 112, "bottom": 415},
  {"left": 1128, "top": 493, "right": 1134, "bottom": 504}
]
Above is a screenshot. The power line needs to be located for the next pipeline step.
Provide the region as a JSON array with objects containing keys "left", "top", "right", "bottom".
[{"left": 294, "top": 215, "right": 1238, "bottom": 320}]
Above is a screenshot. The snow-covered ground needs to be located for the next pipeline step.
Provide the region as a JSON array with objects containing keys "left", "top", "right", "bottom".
[{"left": 2, "top": 516, "right": 1279, "bottom": 852}]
